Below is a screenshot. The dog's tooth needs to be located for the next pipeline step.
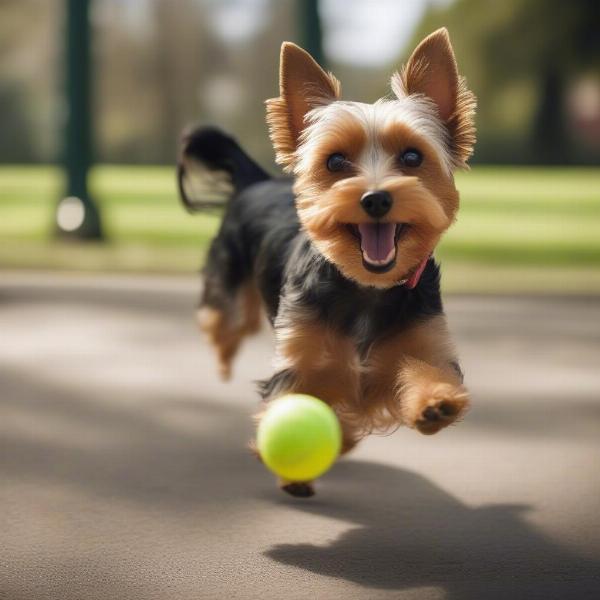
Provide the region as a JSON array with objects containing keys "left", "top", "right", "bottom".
[{"left": 362, "top": 249, "right": 395, "bottom": 267}]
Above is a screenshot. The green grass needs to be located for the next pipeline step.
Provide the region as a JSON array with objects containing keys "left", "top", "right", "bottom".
[
  {"left": 1, "top": 165, "right": 599, "bottom": 293},
  {"left": 441, "top": 167, "right": 600, "bottom": 267}
]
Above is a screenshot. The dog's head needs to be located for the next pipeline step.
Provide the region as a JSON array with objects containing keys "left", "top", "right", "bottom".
[{"left": 266, "top": 28, "right": 476, "bottom": 288}]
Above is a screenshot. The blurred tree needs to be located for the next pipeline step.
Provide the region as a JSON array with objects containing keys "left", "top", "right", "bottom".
[
  {"left": 95, "top": 0, "right": 209, "bottom": 163},
  {"left": 0, "top": 83, "right": 35, "bottom": 162},
  {"left": 299, "top": 0, "right": 325, "bottom": 67},
  {"left": 95, "top": 0, "right": 276, "bottom": 165},
  {"left": 410, "top": 0, "right": 600, "bottom": 164},
  {"left": 152, "top": 0, "right": 228, "bottom": 162},
  {"left": 483, "top": 0, "right": 600, "bottom": 164},
  {"left": 57, "top": 0, "right": 103, "bottom": 240},
  {"left": 0, "top": 0, "right": 60, "bottom": 163}
]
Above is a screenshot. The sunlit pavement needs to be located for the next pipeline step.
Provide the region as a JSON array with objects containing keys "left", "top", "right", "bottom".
[{"left": 1, "top": 272, "right": 599, "bottom": 600}]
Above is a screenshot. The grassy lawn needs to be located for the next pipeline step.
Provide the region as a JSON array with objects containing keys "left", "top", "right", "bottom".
[{"left": 1, "top": 164, "right": 599, "bottom": 293}]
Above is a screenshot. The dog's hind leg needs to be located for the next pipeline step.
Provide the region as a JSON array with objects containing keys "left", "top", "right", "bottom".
[
  {"left": 197, "top": 236, "right": 261, "bottom": 380},
  {"left": 198, "top": 282, "right": 261, "bottom": 380}
]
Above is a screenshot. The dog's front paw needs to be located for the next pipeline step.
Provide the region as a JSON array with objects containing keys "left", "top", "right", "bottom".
[{"left": 404, "top": 381, "right": 470, "bottom": 435}]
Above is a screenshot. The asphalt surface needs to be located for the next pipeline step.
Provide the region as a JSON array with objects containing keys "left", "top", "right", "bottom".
[{"left": 1, "top": 272, "right": 599, "bottom": 600}]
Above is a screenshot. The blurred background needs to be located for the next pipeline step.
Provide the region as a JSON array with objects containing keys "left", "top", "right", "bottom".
[
  {"left": 1, "top": 0, "right": 599, "bottom": 292},
  {"left": 2, "top": 3, "right": 600, "bottom": 597}
]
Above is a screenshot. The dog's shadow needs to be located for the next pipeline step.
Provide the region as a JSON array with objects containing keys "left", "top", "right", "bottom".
[{"left": 266, "top": 460, "right": 599, "bottom": 599}]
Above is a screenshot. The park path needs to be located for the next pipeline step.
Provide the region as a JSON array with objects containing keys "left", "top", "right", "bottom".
[{"left": 1, "top": 272, "right": 599, "bottom": 600}]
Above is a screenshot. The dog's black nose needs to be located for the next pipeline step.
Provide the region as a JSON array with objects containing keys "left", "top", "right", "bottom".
[{"left": 360, "top": 191, "right": 392, "bottom": 218}]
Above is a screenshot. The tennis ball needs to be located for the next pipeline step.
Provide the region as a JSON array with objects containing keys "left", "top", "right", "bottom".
[{"left": 257, "top": 394, "right": 342, "bottom": 482}]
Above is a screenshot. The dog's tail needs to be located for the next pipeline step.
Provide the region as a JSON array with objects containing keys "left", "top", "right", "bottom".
[{"left": 177, "top": 126, "right": 270, "bottom": 212}]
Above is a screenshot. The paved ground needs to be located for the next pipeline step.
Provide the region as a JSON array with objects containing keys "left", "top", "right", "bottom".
[{"left": 1, "top": 272, "right": 599, "bottom": 600}]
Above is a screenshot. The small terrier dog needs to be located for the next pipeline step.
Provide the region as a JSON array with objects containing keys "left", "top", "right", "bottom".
[{"left": 178, "top": 28, "right": 476, "bottom": 497}]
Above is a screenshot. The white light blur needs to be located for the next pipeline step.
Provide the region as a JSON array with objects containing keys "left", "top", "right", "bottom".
[
  {"left": 321, "top": 0, "right": 427, "bottom": 66},
  {"left": 57, "top": 196, "right": 85, "bottom": 232}
]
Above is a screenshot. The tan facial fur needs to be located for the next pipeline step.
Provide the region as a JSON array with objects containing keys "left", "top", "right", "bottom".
[{"left": 266, "top": 28, "right": 476, "bottom": 289}]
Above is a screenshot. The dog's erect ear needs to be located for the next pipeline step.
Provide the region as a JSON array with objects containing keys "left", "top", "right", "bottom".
[
  {"left": 266, "top": 42, "right": 340, "bottom": 171},
  {"left": 394, "top": 28, "right": 459, "bottom": 121},
  {"left": 391, "top": 28, "right": 476, "bottom": 167}
]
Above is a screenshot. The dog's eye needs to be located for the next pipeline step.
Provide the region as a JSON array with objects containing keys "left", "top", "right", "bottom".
[
  {"left": 400, "top": 148, "right": 423, "bottom": 168},
  {"left": 326, "top": 153, "right": 348, "bottom": 172}
]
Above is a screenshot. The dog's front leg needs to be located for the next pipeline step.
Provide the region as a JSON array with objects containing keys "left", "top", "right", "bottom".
[
  {"left": 396, "top": 355, "right": 469, "bottom": 435},
  {"left": 257, "top": 311, "right": 362, "bottom": 496},
  {"left": 365, "top": 314, "right": 470, "bottom": 435}
]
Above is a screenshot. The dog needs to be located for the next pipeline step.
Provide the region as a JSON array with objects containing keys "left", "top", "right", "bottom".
[{"left": 178, "top": 28, "right": 476, "bottom": 497}]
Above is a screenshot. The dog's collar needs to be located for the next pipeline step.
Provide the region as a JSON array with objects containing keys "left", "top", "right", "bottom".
[{"left": 402, "top": 255, "right": 430, "bottom": 289}]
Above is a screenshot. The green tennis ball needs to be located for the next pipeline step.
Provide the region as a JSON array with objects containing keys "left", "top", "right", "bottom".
[{"left": 257, "top": 394, "right": 342, "bottom": 482}]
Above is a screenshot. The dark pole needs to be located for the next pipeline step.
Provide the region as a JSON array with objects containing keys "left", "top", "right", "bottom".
[
  {"left": 56, "top": 0, "right": 103, "bottom": 239},
  {"left": 299, "top": 0, "right": 325, "bottom": 67}
]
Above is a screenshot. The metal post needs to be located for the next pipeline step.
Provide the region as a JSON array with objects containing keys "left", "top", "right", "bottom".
[
  {"left": 299, "top": 0, "right": 325, "bottom": 67},
  {"left": 56, "top": 0, "right": 103, "bottom": 239}
]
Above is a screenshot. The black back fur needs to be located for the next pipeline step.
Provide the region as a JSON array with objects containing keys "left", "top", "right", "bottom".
[{"left": 178, "top": 126, "right": 445, "bottom": 365}]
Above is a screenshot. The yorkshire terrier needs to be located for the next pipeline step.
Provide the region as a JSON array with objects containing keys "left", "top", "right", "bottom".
[{"left": 178, "top": 28, "right": 476, "bottom": 497}]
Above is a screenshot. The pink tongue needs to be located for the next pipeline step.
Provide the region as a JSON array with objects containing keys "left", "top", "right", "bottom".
[{"left": 358, "top": 223, "right": 396, "bottom": 263}]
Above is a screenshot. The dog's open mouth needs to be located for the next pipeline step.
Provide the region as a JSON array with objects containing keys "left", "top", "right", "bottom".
[{"left": 348, "top": 223, "right": 407, "bottom": 273}]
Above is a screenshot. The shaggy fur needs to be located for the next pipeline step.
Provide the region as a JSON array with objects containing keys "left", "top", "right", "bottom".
[{"left": 178, "top": 28, "right": 476, "bottom": 497}]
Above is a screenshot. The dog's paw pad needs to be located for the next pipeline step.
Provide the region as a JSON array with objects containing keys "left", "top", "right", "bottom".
[
  {"left": 415, "top": 388, "right": 469, "bottom": 435},
  {"left": 281, "top": 482, "right": 315, "bottom": 498}
]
